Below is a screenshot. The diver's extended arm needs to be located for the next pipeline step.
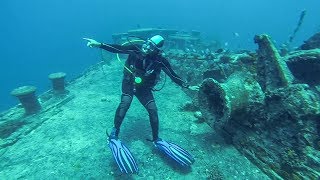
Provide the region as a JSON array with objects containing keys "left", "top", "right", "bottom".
[
  {"left": 99, "top": 43, "right": 138, "bottom": 54},
  {"left": 160, "top": 57, "right": 189, "bottom": 88},
  {"left": 83, "top": 37, "right": 139, "bottom": 54},
  {"left": 160, "top": 57, "right": 199, "bottom": 91}
]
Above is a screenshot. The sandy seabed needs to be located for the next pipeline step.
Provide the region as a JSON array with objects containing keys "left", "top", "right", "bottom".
[{"left": 0, "top": 60, "right": 269, "bottom": 179}]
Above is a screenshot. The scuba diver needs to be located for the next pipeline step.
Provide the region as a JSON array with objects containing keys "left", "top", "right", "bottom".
[{"left": 83, "top": 35, "right": 199, "bottom": 174}]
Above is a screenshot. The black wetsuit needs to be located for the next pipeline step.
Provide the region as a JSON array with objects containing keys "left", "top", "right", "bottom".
[{"left": 100, "top": 43, "right": 188, "bottom": 140}]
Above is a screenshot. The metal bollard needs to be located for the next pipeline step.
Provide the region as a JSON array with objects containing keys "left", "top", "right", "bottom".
[
  {"left": 11, "top": 86, "right": 41, "bottom": 114},
  {"left": 48, "top": 72, "right": 66, "bottom": 93}
]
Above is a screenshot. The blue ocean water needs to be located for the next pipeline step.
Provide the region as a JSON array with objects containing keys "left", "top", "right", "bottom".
[{"left": 1, "top": 0, "right": 319, "bottom": 112}]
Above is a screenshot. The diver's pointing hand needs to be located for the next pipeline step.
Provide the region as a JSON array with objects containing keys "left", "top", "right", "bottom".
[
  {"left": 83, "top": 38, "right": 101, "bottom": 48},
  {"left": 188, "top": 85, "right": 200, "bottom": 91}
]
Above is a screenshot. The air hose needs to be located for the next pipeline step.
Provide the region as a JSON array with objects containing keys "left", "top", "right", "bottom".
[
  {"left": 115, "top": 38, "right": 145, "bottom": 84},
  {"left": 114, "top": 36, "right": 167, "bottom": 90}
]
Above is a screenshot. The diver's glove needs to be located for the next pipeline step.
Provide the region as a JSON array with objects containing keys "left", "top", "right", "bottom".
[
  {"left": 188, "top": 85, "right": 200, "bottom": 91},
  {"left": 182, "top": 81, "right": 199, "bottom": 91},
  {"left": 83, "top": 38, "right": 102, "bottom": 48}
]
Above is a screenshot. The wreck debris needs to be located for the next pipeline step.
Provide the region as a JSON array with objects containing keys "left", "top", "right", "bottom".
[
  {"left": 191, "top": 30, "right": 201, "bottom": 38},
  {"left": 267, "top": 84, "right": 320, "bottom": 120},
  {"left": 299, "top": 32, "right": 320, "bottom": 50},
  {"left": 198, "top": 73, "right": 264, "bottom": 131},
  {"left": 112, "top": 28, "right": 179, "bottom": 43},
  {"left": 111, "top": 28, "right": 207, "bottom": 51},
  {"left": 288, "top": 10, "right": 307, "bottom": 44},
  {"left": 170, "top": 31, "right": 320, "bottom": 179},
  {"left": 285, "top": 49, "right": 320, "bottom": 85},
  {"left": 168, "top": 34, "right": 201, "bottom": 49},
  {"left": 127, "top": 28, "right": 163, "bottom": 39},
  {"left": 2, "top": 28, "right": 320, "bottom": 179},
  {"left": 244, "top": 84, "right": 320, "bottom": 179},
  {"left": 127, "top": 28, "right": 178, "bottom": 39},
  {"left": 10, "top": 86, "right": 41, "bottom": 115},
  {"left": 254, "top": 34, "right": 294, "bottom": 91},
  {"left": 280, "top": 10, "right": 307, "bottom": 55},
  {"left": 111, "top": 33, "right": 129, "bottom": 44}
]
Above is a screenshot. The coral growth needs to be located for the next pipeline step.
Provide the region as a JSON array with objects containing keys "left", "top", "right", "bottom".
[{"left": 168, "top": 32, "right": 320, "bottom": 179}]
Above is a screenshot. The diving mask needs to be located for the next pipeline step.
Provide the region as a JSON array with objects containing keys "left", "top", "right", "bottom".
[
  {"left": 141, "top": 40, "right": 158, "bottom": 55},
  {"left": 141, "top": 35, "right": 164, "bottom": 55}
]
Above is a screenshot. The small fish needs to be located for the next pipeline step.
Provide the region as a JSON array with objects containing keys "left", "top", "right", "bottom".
[
  {"left": 205, "top": 48, "right": 211, "bottom": 55},
  {"left": 234, "top": 32, "right": 240, "bottom": 37},
  {"left": 215, "top": 48, "right": 224, "bottom": 53}
]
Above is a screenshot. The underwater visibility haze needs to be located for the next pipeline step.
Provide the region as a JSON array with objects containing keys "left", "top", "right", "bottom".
[
  {"left": 1, "top": 0, "right": 320, "bottom": 179},
  {"left": 1, "top": 0, "right": 320, "bottom": 110}
]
